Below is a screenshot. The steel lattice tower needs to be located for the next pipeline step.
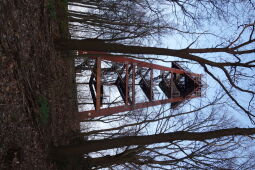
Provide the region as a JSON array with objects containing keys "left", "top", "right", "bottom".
[{"left": 76, "top": 51, "right": 203, "bottom": 120}]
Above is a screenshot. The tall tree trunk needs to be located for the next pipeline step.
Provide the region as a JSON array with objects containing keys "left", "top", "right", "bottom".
[
  {"left": 51, "top": 128, "right": 255, "bottom": 158},
  {"left": 55, "top": 39, "right": 251, "bottom": 68},
  {"left": 54, "top": 39, "right": 202, "bottom": 62}
]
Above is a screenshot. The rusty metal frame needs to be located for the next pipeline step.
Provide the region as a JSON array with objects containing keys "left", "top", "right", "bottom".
[
  {"left": 132, "top": 64, "right": 136, "bottom": 105},
  {"left": 150, "top": 69, "right": 153, "bottom": 101},
  {"left": 95, "top": 57, "right": 101, "bottom": 110},
  {"left": 79, "top": 96, "right": 198, "bottom": 119},
  {"left": 125, "top": 63, "right": 129, "bottom": 105},
  {"left": 78, "top": 51, "right": 199, "bottom": 76},
  {"left": 78, "top": 51, "right": 202, "bottom": 120}
]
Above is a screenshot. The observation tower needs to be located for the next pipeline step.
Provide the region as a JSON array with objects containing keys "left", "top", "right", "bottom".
[{"left": 75, "top": 51, "right": 204, "bottom": 120}]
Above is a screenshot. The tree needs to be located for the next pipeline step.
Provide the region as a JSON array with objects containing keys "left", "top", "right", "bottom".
[
  {"left": 52, "top": 98, "right": 255, "bottom": 169},
  {"left": 67, "top": 0, "right": 170, "bottom": 44},
  {"left": 67, "top": 0, "right": 255, "bottom": 44},
  {"left": 52, "top": 127, "right": 255, "bottom": 168}
]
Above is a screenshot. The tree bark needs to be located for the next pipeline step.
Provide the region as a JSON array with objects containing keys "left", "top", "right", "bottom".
[
  {"left": 51, "top": 128, "right": 255, "bottom": 158},
  {"left": 55, "top": 39, "right": 252, "bottom": 68},
  {"left": 85, "top": 153, "right": 136, "bottom": 169}
]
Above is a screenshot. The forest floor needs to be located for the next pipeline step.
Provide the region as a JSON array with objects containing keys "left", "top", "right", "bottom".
[{"left": 0, "top": 0, "right": 81, "bottom": 169}]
